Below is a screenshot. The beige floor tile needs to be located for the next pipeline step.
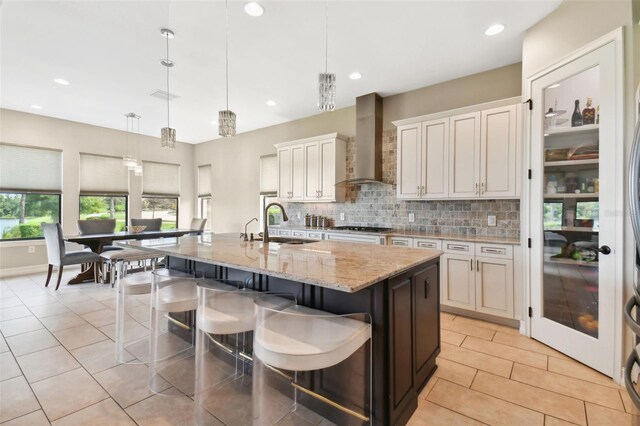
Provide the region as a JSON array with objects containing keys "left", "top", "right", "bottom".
[
  {"left": 31, "top": 368, "right": 109, "bottom": 421},
  {"left": 462, "top": 335, "right": 548, "bottom": 370},
  {"left": 16, "top": 346, "right": 80, "bottom": 383},
  {"left": 418, "top": 377, "right": 439, "bottom": 400},
  {"left": 28, "top": 302, "right": 70, "bottom": 319},
  {"left": 0, "top": 376, "right": 41, "bottom": 423},
  {"left": 441, "top": 329, "right": 466, "bottom": 346},
  {"left": 0, "top": 297, "right": 24, "bottom": 309},
  {"left": 93, "top": 363, "right": 170, "bottom": 408},
  {"left": 547, "top": 356, "right": 621, "bottom": 389},
  {"left": 409, "top": 400, "right": 484, "bottom": 426},
  {"left": 5, "top": 328, "right": 60, "bottom": 357},
  {"left": 0, "top": 351, "right": 22, "bottom": 381},
  {"left": 70, "top": 339, "right": 134, "bottom": 375},
  {"left": 511, "top": 363, "right": 625, "bottom": 411},
  {"left": 492, "top": 331, "right": 570, "bottom": 359},
  {"left": 54, "top": 293, "right": 94, "bottom": 305},
  {"left": 80, "top": 309, "right": 117, "bottom": 328},
  {"left": 0, "top": 335, "right": 9, "bottom": 353},
  {"left": 53, "top": 324, "right": 108, "bottom": 350},
  {"left": 19, "top": 294, "right": 59, "bottom": 308},
  {"left": 1, "top": 410, "right": 50, "bottom": 426},
  {"left": 545, "top": 415, "right": 581, "bottom": 426},
  {"left": 434, "top": 358, "right": 477, "bottom": 387},
  {"left": 64, "top": 300, "right": 109, "bottom": 316},
  {"left": 39, "top": 312, "right": 88, "bottom": 332},
  {"left": 471, "top": 370, "right": 586, "bottom": 425},
  {"left": 51, "top": 398, "right": 135, "bottom": 426},
  {"left": 0, "top": 316, "right": 43, "bottom": 337},
  {"left": 453, "top": 315, "right": 520, "bottom": 335},
  {"left": 585, "top": 402, "right": 638, "bottom": 426},
  {"left": 0, "top": 305, "right": 32, "bottom": 321},
  {"left": 125, "top": 392, "right": 199, "bottom": 426},
  {"left": 441, "top": 319, "right": 496, "bottom": 341},
  {"left": 125, "top": 304, "right": 150, "bottom": 323},
  {"left": 439, "top": 342, "right": 512, "bottom": 378},
  {"left": 427, "top": 379, "right": 544, "bottom": 426},
  {"left": 620, "top": 390, "right": 640, "bottom": 416},
  {"left": 99, "top": 320, "right": 147, "bottom": 341},
  {"left": 441, "top": 312, "right": 456, "bottom": 322}
]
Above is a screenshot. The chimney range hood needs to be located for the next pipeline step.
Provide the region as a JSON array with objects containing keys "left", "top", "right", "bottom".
[{"left": 336, "top": 92, "right": 385, "bottom": 185}]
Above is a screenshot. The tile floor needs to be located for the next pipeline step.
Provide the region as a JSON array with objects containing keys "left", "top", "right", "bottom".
[{"left": 1, "top": 270, "right": 638, "bottom": 425}]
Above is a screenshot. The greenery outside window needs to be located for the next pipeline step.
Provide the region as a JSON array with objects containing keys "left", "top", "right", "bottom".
[
  {"left": 260, "top": 194, "right": 281, "bottom": 229},
  {"left": 142, "top": 197, "right": 178, "bottom": 230},
  {"left": 79, "top": 196, "right": 128, "bottom": 231},
  {"left": 543, "top": 201, "right": 563, "bottom": 229},
  {"left": 576, "top": 201, "right": 599, "bottom": 228},
  {"left": 0, "top": 193, "right": 61, "bottom": 240}
]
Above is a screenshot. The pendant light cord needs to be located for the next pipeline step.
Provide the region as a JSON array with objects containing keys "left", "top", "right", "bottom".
[
  {"left": 225, "top": 0, "right": 229, "bottom": 111},
  {"left": 166, "top": 33, "right": 170, "bottom": 128},
  {"left": 324, "top": 0, "right": 328, "bottom": 73}
]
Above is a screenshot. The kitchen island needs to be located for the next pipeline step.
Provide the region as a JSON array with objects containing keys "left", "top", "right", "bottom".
[{"left": 121, "top": 233, "right": 442, "bottom": 425}]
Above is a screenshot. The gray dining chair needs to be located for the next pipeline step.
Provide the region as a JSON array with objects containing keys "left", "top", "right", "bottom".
[
  {"left": 190, "top": 218, "right": 207, "bottom": 232},
  {"left": 42, "top": 223, "right": 102, "bottom": 290},
  {"left": 77, "top": 219, "right": 123, "bottom": 252},
  {"left": 131, "top": 218, "right": 162, "bottom": 231}
]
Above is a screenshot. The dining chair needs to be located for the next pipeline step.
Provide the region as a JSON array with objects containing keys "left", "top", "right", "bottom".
[
  {"left": 190, "top": 218, "right": 207, "bottom": 233},
  {"left": 41, "top": 223, "right": 102, "bottom": 290},
  {"left": 77, "top": 219, "right": 123, "bottom": 252},
  {"left": 131, "top": 218, "right": 162, "bottom": 231}
]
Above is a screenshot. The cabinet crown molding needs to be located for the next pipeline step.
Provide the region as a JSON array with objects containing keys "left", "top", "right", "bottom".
[{"left": 274, "top": 132, "right": 348, "bottom": 149}]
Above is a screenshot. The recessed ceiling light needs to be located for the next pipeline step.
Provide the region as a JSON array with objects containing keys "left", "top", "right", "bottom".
[
  {"left": 349, "top": 72, "right": 362, "bottom": 80},
  {"left": 30, "top": 104, "right": 43, "bottom": 110},
  {"left": 548, "top": 83, "right": 561, "bottom": 89},
  {"left": 244, "top": 2, "right": 264, "bottom": 17},
  {"left": 266, "top": 100, "right": 276, "bottom": 107},
  {"left": 54, "top": 78, "right": 70, "bottom": 85},
  {"left": 484, "top": 24, "right": 505, "bottom": 36}
]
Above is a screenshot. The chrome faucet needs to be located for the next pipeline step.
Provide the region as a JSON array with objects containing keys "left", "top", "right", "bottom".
[
  {"left": 241, "top": 217, "right": 258, "bottom": 241},
  {"left": 263, "top": 202, "right": 288, "bottom": 244}
]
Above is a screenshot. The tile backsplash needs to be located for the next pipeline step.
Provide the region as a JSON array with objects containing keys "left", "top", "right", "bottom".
[{"left": 282, "top": 130, "right": 520, "bottom": 239}]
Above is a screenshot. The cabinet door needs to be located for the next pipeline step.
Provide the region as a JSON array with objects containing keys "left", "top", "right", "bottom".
[
  {"left": 304, "top": 142, "right": 320, "bottom": 200},
  {"left": 480, "top": 105, "right": 517, "bottom": 198},
  {"left": 441, "top": 253, "right": 475, "bottom": 310},
  {"left": 449, "top": 112, "right": 480, "bottom": 198},
  {"left": 422, "top": 118, "right": 449, "bottom": 199},
  {"left": 318, "top": 138, "right": 336, "bottom": 201},
  {"left": 290, "top": 144, "right": 305, "bottom": 201},
  {"left": 475, "top": 257, "right": 514, "bottom": 318},
  {"left": 277, "top": 147, "right": 291, "bottom": 200},
  {"left": 413, "top": 264, "right": 439, "bottom": 386},
  {"left": 397, "top": 124, "right": 421, "bottom": 199}
]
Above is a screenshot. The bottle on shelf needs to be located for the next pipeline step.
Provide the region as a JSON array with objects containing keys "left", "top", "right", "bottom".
[
  {"left": 582, "top": 97, "right": 596, "bottom": 125},
  {"left": 571, "top": 100, "right": 583, "bottom": 127},
  {"left": 596, "top": 106, "right": 600, "bottom": 124}
]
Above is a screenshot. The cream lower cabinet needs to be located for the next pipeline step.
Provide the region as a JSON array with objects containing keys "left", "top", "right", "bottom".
[
  {"left": 441, "top": 252, "right": 476, "bottom": 310},
  {"left": 475, "top": 256, "right": 514, "bottom": 318}
]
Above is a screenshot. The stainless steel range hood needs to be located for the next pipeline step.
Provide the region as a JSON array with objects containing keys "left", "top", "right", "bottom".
[{"left": 336, "top": 92, "right": 385, "bottom": 185}]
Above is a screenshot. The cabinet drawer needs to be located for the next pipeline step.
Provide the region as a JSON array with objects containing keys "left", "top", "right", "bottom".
[
  {"left": 306, "top": 231, "right": 323, "bottom": 240},
  {"left": 414, "top": 238, "right": 442, "bottom": 250},
  {"left": 389, "top": 237, "right": 413, "bottom": 247},
  {"left": 443, "top": 241, "right": 475, "bottom": 254},
  {"left": 292, "top": 230, "right": 306, "bottom": 238},
  {"left": 475, "top": 243, "right": 512, "bottom": 259},
  {"left": 277, "top": 229, "right": 292, "bottom": 237}
]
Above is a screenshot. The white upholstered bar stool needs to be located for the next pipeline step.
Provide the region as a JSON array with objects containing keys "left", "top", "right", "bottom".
[
  {"left": 252, "top": 294, "right": 372, "bottom": 425},
  {"left": 100, "top": 249, "right": 158, "bottom": 287},
  {"left": 148, "top": 268, "right": 201, "bottom": 396}
]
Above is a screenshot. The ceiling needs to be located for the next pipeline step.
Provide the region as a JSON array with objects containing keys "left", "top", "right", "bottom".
[{"left": 1, "top": 0, "right": 561, "bottom": 144}]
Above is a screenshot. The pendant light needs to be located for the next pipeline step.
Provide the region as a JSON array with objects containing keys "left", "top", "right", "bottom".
[
  {"left": 218, "top": 0, "right": 236, "bottom": 137},
  {"left": 122, "top": 113, "right": 137, "bottom": 168},
  {"left": 160, "top": 28, "right": 176, "bottom": 148},
  {"left": 134, "top": 115, "right": 143, "bottom": 176},
  {"left": 317, "top": 0, "right": 335, "bottom": 111}
]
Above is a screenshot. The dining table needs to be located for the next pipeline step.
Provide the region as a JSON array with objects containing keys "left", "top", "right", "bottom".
[{"left": 64, "top": 228, "right": 199, "bottom": 284}]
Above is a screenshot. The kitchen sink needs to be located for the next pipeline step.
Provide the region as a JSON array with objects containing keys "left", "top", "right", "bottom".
[{"left": 253, "top": 237, "right": 317, "bottom": 245}]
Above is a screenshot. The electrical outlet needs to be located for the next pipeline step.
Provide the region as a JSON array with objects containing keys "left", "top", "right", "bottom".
[
  {"left": 28, "top": 246, "right": 36, "bottom": 254},
  {"left": 488, "top": 215, "right": 497, "bottom": 227},
  {"left": 408, "top": 212, "right": 415, "bottom": 223},
  {"left": 340, "top": 212, "right": 345, "bottom": 221},
  {"left": 296, "top": 212, "right": 301, "bottom": 219}
]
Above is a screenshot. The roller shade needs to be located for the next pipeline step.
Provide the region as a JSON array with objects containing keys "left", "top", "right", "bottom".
[
  {"left": 198, "top": 165, "right": 212, "bottom": 197},
  {"left": 0, "top": 144, "right": 62, "bottom": 193},
  {"left": 79, "top": 153, "right": 129, "bottom": 195},
  {"left": 143, "top": 161, "right": 180, "bottom": 196},
  {"left": 260, "top": 154, "right": 277, "bottom": 195}
]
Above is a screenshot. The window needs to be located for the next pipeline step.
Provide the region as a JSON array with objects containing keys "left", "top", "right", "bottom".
[
  {"left": 79, "top": 196, "right": 128, "bottom": 231},
  {"left": 576, "top": 201, "right": 599, "bottom": 228},
  {"left": 142, "top": 197, "right": 178, "bottom": 229},
  {"left": 198, "top": 165, "right": 212, "bottom": 229},
  {"left": 199, "top": 197, "right": 212, "bottom": 229},
  {"left": 0, "top": 144, "right": 62, "bottom": 240},
  {"left": 544, "top": 201, "right": 563, "bottom": 229},
  {"left": 259, "top": 155, "right": 279, "bottom": 229},
  {"left": 260, "top": 194, "right": 281, "bottom": 229}
]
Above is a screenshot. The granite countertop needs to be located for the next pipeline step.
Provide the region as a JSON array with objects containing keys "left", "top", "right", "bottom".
[{"left": 118, "top": 233, "right": 441, "bottom": 293}]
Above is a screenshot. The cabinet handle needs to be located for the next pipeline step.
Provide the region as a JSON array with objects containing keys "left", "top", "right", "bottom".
[
  {"left": 470, "top": 259, "right": 473, "bottom": 271},
  {"left": 481, "top": 182, "right": 485, "bottom": 195},
  {"left": 475, "top": 183, "right": 479, "bottom": 195},
  {"left": 449, "top": 245, "right": 467, "bottom": 251},
  {"left": 417, "top": 185, "right": 421, "bottom": 197},
  {"left": 421, "top": 185, "right": 425, "bottom": 196},
  {"left": 424, "top": 279, "right": 431, "bottom": 299},
  {"left": 482, "top": 248, "right": 504, "bottom": 254},
  {"left": 477, "top": 260, "right": 480, "bottom": 272}
]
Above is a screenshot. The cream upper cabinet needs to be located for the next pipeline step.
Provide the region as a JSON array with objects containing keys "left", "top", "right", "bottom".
[
  {"left": 422, "top": 118, "right": 449, "bottom": 198},
  {"left": 397, "top": 123, "right": 421, "bottom": 199},
  {"left": 480, "top": 104, "right": 518, "bottom": 198},
  {"left": 449, "top": 112, "right": 481, "bottom": 198},
  {"left": 275, "top": 133, "right": 346, "bottom": 203}
]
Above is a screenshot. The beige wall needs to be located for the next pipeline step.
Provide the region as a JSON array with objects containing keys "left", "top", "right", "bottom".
[{"left": 0, "top": 109, "right": 195, "bottom": 272}]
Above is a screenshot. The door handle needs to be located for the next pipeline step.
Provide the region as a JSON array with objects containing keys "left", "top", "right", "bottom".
[
  {"left": 424, "top": 279, "right": 431, "bottom": 299},
  {"left": 598, "top": 245, "right": 611, "bottom": 255},
  {"left": 477, "top": 260, "right": 480, "bottom": 272},
  {"left": 470, "top": 259, "right": 473, "bottom": 271}
]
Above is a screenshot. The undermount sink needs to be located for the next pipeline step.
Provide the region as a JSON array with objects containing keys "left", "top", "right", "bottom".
[{"left": 254, "top": 237, "right": 317, "bottom": 245}]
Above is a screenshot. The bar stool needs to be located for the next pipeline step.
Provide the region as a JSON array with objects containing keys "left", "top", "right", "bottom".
[
  {"left": 148, "top": 268, "right": 201, "bottom": 396},
  {"left": 252, "top": 294, "right": 372, "bottom": 425},
  {"left": 100, "top": 249, "right": 159, "bottom": 287}
]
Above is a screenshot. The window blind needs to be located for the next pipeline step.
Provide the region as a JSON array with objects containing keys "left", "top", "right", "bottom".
[
  {"left": 0, "top": 144, "right": 62, "bottom": 193},
  {"left": 143, "top": 161, "right": 180, "bottom": 196},
  {"left": 198, "top": 165, "right": 212, "bottom": 197},
  {"left": 260, "top": 154, "right": 278, "bottom": 195},
  {"left": 79, "top": 153, "right": 129, "bottom": 195}
]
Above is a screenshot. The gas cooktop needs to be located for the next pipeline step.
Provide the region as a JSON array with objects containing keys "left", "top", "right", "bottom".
[{"left": 330, "top": 226, "right": 393, "bottom": 233}]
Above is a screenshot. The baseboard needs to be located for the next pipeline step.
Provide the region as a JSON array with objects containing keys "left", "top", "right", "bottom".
[
  {"left": 0, "top": 264, "right": 49, "bottom": 278},
  {"left": 441, "top": 305, "right": 521, "bottom": 329}
]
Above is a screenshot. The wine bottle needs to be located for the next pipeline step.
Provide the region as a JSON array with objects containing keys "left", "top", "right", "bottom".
[
  {"left": 571, "top": 99, "right": 583, "bottom": 127},
  {"left": 582, "top": 97, "right": 595, "bottom": 125},
  {"left": 596, "top": 106, "right": 600, "bottom": 124}
]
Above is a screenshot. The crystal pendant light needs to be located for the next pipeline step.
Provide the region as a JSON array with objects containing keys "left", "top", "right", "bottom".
[
  {"left": 218, "top": 0, "right": 236, "bottom": 137},
  {"left": 160, "top": 28, "right": 176, "bottom": 148},
  {"left": 318, "top": 0, "right": 335, "bottom": 111},
  {"left": 122, "top": 113, "right": 137, "bottom": 168},
  {"left": 134, "top": 115, "right": 143, "bottom": 176}
]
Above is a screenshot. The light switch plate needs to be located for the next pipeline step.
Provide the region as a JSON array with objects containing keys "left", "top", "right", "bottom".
[
  {"left": 340, "top": 212, "right": 345, "bottom": 221},
  {"left": 488, "top": 215, "right": 497, "bottom": 227},
  {"left": 408, "top": 212, "right": 415, "bottom": 223},
  {"left": 28, "top": 246, "right": 35, "bottom": 254}
]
